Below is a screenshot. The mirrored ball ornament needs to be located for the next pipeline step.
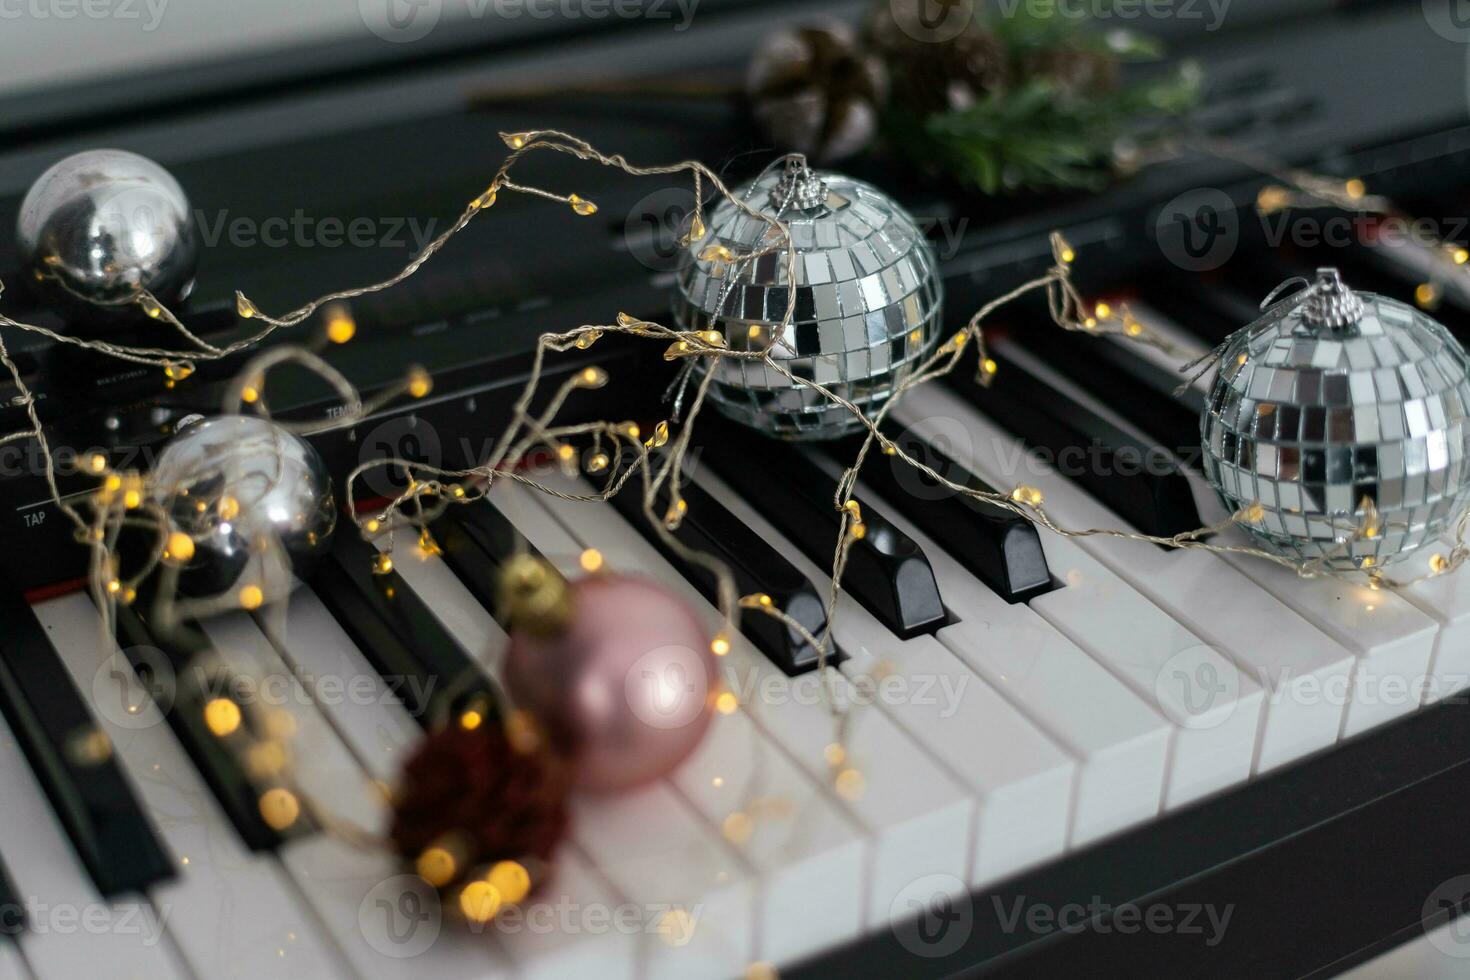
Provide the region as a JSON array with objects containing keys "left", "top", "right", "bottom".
[
  {"left": 17, "top": 149, "right": 198, "bottom": 323},
  {"left": 150, "top": 415, "right": 336, "bottom": 601},
  {"left": 1202, "top": 268, "right": 1470, "bottom": 569},
  {"left": 671, "top": 161, "right": 942, "bottom": 440}
]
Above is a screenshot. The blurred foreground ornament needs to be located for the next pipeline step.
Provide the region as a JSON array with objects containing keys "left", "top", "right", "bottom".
[
  {"left": 501, "top": 556, "right": 717, "bottom": 792},
  {"left": 17, "top": 149, "right": 198, "bottom": 323},
  {"left": 150, "top": 415, "right": 335, "bottom": 601},
  {"left": 1202, "top": 268, "right": 1470, "bottom": 569},
  {"left": 390, "top": 718, "right": 569, "bottom": 921},
  {"left": 747, "top": 21, "right": 888, "bottom": 164},
  {"left": 672, "top": 159, "right": 942, "bottom": 440}
]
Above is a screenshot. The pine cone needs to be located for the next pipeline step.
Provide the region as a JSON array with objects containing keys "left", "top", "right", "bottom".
[
  {"left": 747, "top": 21, "right": 888, "bottom": 163},
  {"left": 866, "top": 0, "right": 1010, "bottom": 116},
  {"left": 390, "top": 721, "right": 570, "bottom": 891},
  {"left": 1020, "top": 44, "right": 1121, "bottom": 100}
]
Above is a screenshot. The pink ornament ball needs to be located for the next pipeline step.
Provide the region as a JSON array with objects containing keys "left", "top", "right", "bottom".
[{"left": 504, "top": 573, "right": 717, "bottom": 793}]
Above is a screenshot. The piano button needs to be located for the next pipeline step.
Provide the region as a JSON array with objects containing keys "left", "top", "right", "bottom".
[
  {"left": 695, "top": 421, "right": 946, "bottom": 637},
  {"left": 1143, "top": 272, "right": 1265, "bottom": 346},
  {"left": 894, "top": 387, "right": 1267, "bottom": 805},
  {"left": 311, "top": 532, "right": 494, "bottom": 726},
  {"left": 0, "top": 710, "right": 192, "bottom": 980},
  {"left": 0, "top": 586, "right": 172, "bottom": 899},
  {"left": 847, "top": 477, "right": 1171, "bottom": 843},
  {"left": 822, "top": 431, "right": 1053, "bottom": 604},
  {"left": 701, "top": 468, "right": 1076, "bottom": 885},
  {"left": 383, "top": 513, "right": 868, "bottom": 963},
  {"left": 529, "top": 480, "right": 977, "bottom": 925},
  {"left": 32, "top": 594, "right": 355, "bottom": 980},
  {"left": 111, "top": 599, "right": 307, "bottom": 851},
  {"left": 945, "top": 346, "right": 1205, "bottom": 539},
  {"left": 1139, "top": 302, "right": 1442, "bottom": 739},
  {"left": 608, "top": 476, "right": 839, "bottom": 676},
  {"left": 250, "top": 592, "right": 418, "bottom": 786}
]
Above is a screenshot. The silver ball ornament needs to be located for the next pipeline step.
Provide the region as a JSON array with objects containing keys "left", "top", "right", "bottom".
[
  {"left": 1202, "top": 268, "right": 1470, "bottom": 569},
  {"left": 671, "top": 162, "right": 942, "bottom": 441},
  {"left": 150, "top": 415, "right": 336, "bottom": 601},
  {"left": 17, "top": 149, "right": 198, "bottom": 322}
]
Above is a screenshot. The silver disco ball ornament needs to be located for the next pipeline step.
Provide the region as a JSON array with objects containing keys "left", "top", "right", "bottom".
[
  {"left": 1202, "top": 268, "right": 1470, "bottom": 569},
  {"left": 17, "top": 149, "right": 198, "bottom": 323},
  {"left": 151, "top": 415, "right": 336, "bottom": 601},
  {"left": 671, "top": 160, "right": 942, "bottom": 440}
]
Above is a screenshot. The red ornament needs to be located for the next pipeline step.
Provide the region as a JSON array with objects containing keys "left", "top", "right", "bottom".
[
  {"left": 504, "top": 570, "right": 718, "bottom": 793},
  {"left": 389, "top": 719, "right": 569, "bottom": 892}
]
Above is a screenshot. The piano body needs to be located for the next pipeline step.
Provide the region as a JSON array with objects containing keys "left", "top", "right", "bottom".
[{"left": 0, "top": 1, "right": 1468, "bottom": 977}]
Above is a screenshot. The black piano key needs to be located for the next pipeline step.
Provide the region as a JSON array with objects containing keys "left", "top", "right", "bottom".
[
  {"left": 429, "top": 497, "right": 556, "bottom": 630},
  {"left": 694, "top": 420, "right": 946, "bottom": 638},
  {"left": 0, "top": 858, "right": 19, "bottom": 936},
  {"left": 823, "top": 432, "right": 1054, "bottom": 604},
  {"left": 1147, "top": 271, "right": 1267, "bottom": 345},
  {"left": 945, "top": 351, "right": 1205, "bottom": 539},
  {"left": 0, "top": 584, "right": 174, "bottom": 898},
  {"left": 1002, "top": 325, "right": 1207, "bottom": 467},
  {"left": 112, "top": 598, "right": 311, "bottom": 851},
  {"left": 311, "top": 532, "right": 496, "bottom": 727},
  {"left": 609, "top": 478, "right": 841, "bottom": 675}
]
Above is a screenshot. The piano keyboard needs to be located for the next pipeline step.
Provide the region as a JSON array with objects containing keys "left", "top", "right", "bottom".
[{"left": 0, "top": 263, "right": 1466, "bottom": 979}]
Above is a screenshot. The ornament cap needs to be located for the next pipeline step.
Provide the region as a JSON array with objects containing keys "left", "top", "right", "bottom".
[
  {"left": 1301, "top": 267, "right": 1364, "bottom": 333},
  {"left": 768, "top": 158, "right": 829, "bottom": 212},
  {"left": 498, "top": 554, "right": 573, "bottom": 635}
]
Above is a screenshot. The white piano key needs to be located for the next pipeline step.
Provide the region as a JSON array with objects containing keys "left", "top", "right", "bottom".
[
  {"left": 383, "top": 519, "right": 866, "bottom": 964},
  {"left": 1401, "top": 537, "right": 1470, "bottom": 704},
  {"left": 254, "top": 590, "right": 421, "bottom": 784},
  {"left": 834, "top": 472, "right": 1171, "bottom": 844},
  {"left": 694, "top": 468, "right": 1075, "bottom": 883},
  {"left": 570, "top": 784, "right": 755, "bottom": 980},
  {"left": 33, "top": 594, "right": 354, "bottom": 980},
  {"left": 0, "top": 942, "right": 27, "bottom": 980},
  {"left": 528, "top": 480, "right": 977, "bottom": 925},
  {"left": 1131, "top": 303, "right": 1442, "bottom": 737},
  {"left": 492, "top": 848, "right": 638, "bottom": 980},
  {"left": 193, "top": 611, "right": 387, "bottom": 831},
  {"left": 283, "top": 834, "right": 511, "bottom": 980},
  {"left": 894, "top": 388, "right": 1266, "bottom": 805},
  {"left": 0, "top": 709, "right": 193, "bottom": 980},
  {"left": 667, "top": 693, "right": 866, "bottom": 963},
  {"left": 991, "top": 334, "right": 1361, "bottom": 766}
]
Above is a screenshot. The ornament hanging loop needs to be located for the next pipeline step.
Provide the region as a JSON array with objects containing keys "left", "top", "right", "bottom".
[{"left": 1299, "top": 267, "right": 1365, "bottom": 334}]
